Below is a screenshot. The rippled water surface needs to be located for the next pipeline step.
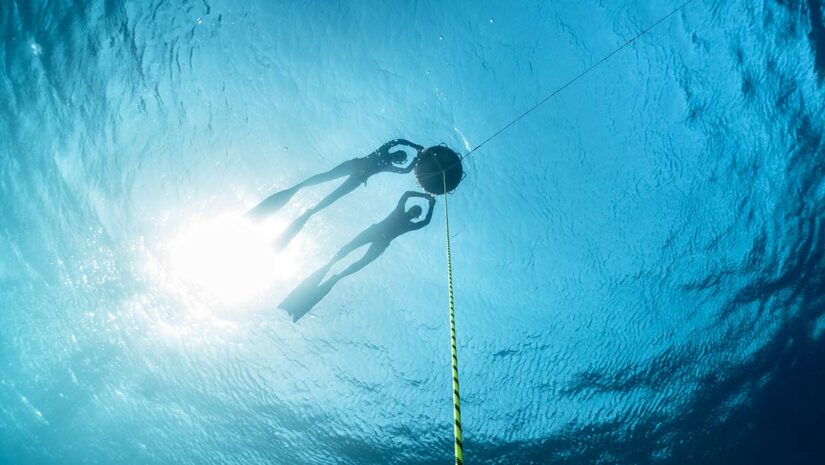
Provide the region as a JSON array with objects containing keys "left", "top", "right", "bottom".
[{"left": 2, "top": 1, "right": 825, "bottom": 464}]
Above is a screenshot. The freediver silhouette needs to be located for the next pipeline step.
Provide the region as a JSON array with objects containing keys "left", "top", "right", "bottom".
[
  {"left": 247, "top": 139, "right": 424, "bottom": 250},
  {"left": 279, "top": 191, "right": 436, "bottom": 321}
]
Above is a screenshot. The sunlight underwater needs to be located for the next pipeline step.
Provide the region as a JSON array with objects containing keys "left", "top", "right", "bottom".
[{"left": 1, "top": 1, "right": 825, "bottom": 464}]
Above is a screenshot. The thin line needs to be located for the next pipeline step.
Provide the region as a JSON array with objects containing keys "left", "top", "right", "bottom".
[{"left": 462, "top": 0, "right": 694, "bottom": 160}]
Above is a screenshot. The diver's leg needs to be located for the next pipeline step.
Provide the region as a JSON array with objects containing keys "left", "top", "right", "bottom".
[
  {"left": 325, "top": 242, "right": 388, "bottom": 287},
  {"left": 273, "top": 176, "right": 363, "bottom": 250},
  {"left": 331, "top": 226, "right": 378, "bottom": 261},
  {"left": 279, "top": 240, "right": 386, "bottom": 320},
  {"left": 305, "top": 175, "right": 362, "bottom": 215},
  {"left": 294, "top": 160, "right": 357, "bottom": 189},
  {"left": 290, "top": 227, "right": 375, "bottom": 277},
  {"left": 284, "top": 233, "right": 373, "bottom": 302},
  {"left": 247, "top": 160, "right": 356, "bottom": 220}
]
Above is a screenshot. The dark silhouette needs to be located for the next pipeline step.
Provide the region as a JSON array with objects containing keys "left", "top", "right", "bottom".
[
  {"left": 247, "top": 139, "right": 424, "bottom": 250},
  {"left": 280, "top": 191, "right": 436, "bottom": 321}
]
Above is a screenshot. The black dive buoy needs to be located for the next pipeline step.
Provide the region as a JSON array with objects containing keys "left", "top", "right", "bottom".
[{"left": 414, "top": 145, "right": 464, "bottom": 195}]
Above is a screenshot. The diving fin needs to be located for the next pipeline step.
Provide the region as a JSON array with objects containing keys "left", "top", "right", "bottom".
[
  {"left": 246, "top": 187, "right": 297, "bottom": 221},
  {"left": 279, "top": 267, "right": 334, "bottom": 321},
  {"left": 273, "top": 213, "right": 309, "bottom": 251}
]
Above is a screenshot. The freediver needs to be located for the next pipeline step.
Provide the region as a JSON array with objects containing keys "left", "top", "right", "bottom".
[
  {"left": 247, "top": 139, "right": 425, "bottom": 250},
  {"left": 280, "top": 191, "right": 436, "bottom": 321}
]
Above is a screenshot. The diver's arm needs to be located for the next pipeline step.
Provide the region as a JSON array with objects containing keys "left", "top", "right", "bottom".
[
  {"left": 400, "top": 152, "right": 422, "bottom": 173},
  {"left": 396, "top": 191, "right": 430, "bottom": 211},
  {"left": 412, "top": 196, "right": 436, "bottom": 230},
  {"left": 396, "top": 191, "right": 415, "bottom": 210},
  {"left": 383, "top": 139, "right": 424, "bottom": 151},
  {"left": 381, "top": 140, "right": 423, "bottom": 173},
  {"left": 394, "top": 139, "right": 425, "bottom": 151},
  {"left": 386, "top": 153, "right": 419, "bottom": 174}
]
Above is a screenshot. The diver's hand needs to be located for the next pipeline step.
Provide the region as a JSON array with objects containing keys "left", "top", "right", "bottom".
[
  {"left": 396, "top": 139, "right": 425, "bottom": 151},
  {"left": 381, "top": 139, "right": 424, "bottom": 153}
]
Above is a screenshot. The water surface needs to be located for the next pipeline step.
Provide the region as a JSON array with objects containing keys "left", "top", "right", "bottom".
[{"left": 1, "top": 1, "right": 824, "bottom": 464}]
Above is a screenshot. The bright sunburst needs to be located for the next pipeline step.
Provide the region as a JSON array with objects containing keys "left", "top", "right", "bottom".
[{"left": 162, "top": 213, "right": 297, "bottom": 304}]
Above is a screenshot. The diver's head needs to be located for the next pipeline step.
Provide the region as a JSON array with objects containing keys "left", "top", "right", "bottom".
[
  {"left": 406, "top": 205, "right": 423, "bottom": 218},
  {"left": 389, "top": 150, "right": 408, "bottom": 165}
]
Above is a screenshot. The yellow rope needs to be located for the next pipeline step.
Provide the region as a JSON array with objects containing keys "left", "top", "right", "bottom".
[
  {"left": 442, "top": 173, "right": 463, "bottom": 465},
  {"left": 427, "top": 6, "right": 698, "bottom": 460}
]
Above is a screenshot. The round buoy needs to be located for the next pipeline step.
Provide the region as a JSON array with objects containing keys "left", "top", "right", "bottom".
[{"left": 414, "top": 145, "right": 464, "bottom": 195}]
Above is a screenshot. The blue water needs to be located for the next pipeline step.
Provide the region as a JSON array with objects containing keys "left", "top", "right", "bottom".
[{"left": 2, "top": 1, "right": 825, "bottom": 464}]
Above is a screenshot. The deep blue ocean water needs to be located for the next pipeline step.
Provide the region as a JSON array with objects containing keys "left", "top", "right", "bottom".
[{"left": 2, "top": 0, "right": 825, "bottom": 464}]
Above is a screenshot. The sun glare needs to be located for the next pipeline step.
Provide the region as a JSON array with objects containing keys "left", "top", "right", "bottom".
[{"left": 163, "top": 214, "right": 297, "bottom": 304}]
